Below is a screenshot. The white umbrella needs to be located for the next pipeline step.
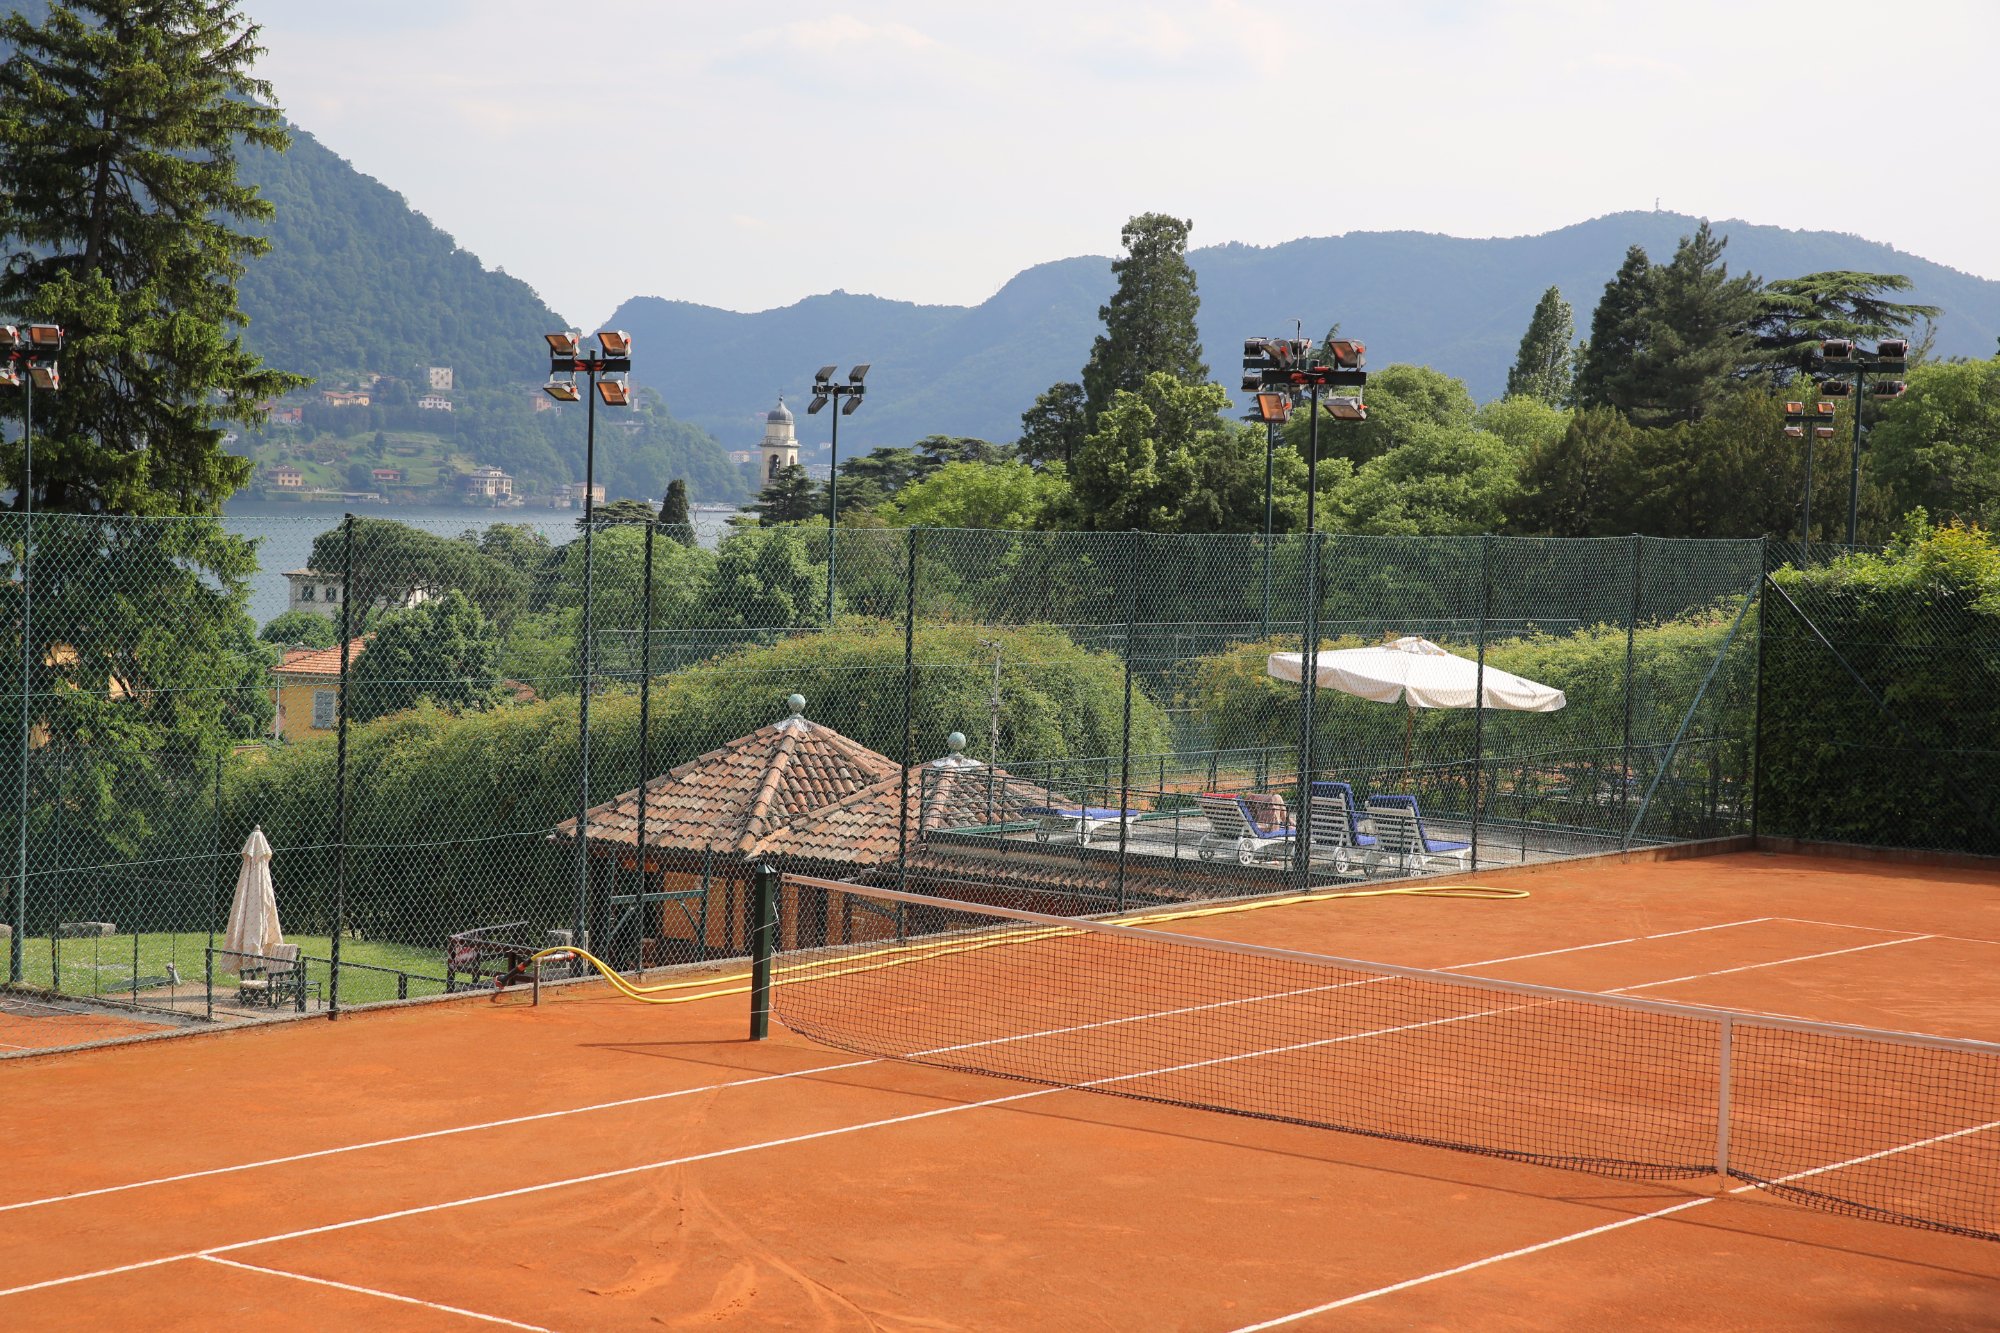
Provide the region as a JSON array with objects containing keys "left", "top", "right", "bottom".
[
  {"left": 1267, "top": 636, "right": 1565, "bottom": 766},
  {"left": 221, "top": 825, "right": 284, "bottom": 975},
  {"left": 1267, "top": 636, "right": 1565, "bottom": 712}
]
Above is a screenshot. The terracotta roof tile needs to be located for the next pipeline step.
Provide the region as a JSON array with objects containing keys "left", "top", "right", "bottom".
[
  {"left": 752, "top": 757, "right": 1069, "bottom": 868},
  {"left": 271, "top": 637, "right": 368, "bottom": 680},
  {"left": 553, "top": 709, "right": 899, "bottom": 857}
]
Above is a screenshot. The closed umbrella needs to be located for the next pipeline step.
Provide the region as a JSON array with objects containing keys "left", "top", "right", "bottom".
[
  {"left": 1267, "top": 636, "right": 1565, "bottom": 765},
  {"left": 221, "top": 825, "right": 284, "bottom": 975}
]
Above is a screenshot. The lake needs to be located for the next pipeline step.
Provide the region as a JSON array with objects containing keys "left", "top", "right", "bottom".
[{"left": 221, "top": 502, "right": 745, "bottom": 625}]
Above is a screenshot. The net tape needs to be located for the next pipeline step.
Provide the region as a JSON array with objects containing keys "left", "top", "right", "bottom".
[{"left": 773, "top": 875, "right": 2000, "bottom": 1242}]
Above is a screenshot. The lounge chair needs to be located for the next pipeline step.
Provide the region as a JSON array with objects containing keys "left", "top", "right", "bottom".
[
  {"left": 1365, "top": 794, "right": 1471, "bottom": 874},
  {"left": 1195, "top": 792, "right": 1294, "bottom": 865},
  {"left": 237, "top": 943, "right": 318, "bottom": 1012},
  {"left": 1308, "top": 781, "right": 1377, "bottom": 875},
  {"left": 1024, "top": 805, "right": 1139, "bottom": 847}
]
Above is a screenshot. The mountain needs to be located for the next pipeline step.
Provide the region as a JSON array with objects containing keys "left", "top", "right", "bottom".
[{"left": 609, "top": 212, "right": 2000, "bottom": 453}]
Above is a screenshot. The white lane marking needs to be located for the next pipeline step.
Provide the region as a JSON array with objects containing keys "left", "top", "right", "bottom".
[
  {"left": 1774, "top": 916, "right": 2000, "bottom": 949},
  {"left": 1608, "top": 935, "right": 1932, "bottom": 992},
  {"left": 1446, "top": 918, "right": 1775, "bottom": 969},
  {"left": 200, "top": 1256, "right": 554, "bottom": 1331},
  {"left": 0, "top": 1058, "right": 876, "bottom": 1215},
  {"left": 1228, "top": 1115, "right": 2000, "bottom": 1329}
]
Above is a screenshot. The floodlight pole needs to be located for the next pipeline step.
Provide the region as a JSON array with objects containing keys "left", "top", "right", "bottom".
[
  {"left": 1262, "top": 418, "right": 1277, "bottom": 638},
  {"left": 807, "top": 367, "right": 867, "bottom": 627},
  {"left": 10, "top": 328, "right": 58, "bottom": 985},
  {"left": 826, "top": 401, "right": 840, "bottom": 626}
]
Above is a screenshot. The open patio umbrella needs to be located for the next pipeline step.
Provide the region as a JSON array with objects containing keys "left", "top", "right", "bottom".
[
  {"left": 1267, "top": 635, "right": 1565, "bottom": 764},
  {"left": 221, "top": 825, "right": 284, "bottom": 975}
]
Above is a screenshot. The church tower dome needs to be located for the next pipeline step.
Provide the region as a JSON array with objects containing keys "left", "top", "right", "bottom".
[{"left": 758, "top": 396, "right": 800, "bottom": 482}]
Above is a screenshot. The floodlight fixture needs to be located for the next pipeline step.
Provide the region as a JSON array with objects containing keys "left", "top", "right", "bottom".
[
  {"left": 1871, "top": 379, "right": 1908, "bottom": 399},
  {"left": 597, "top": 378, "right": 632, "bottom": 407},
  {"left": 28, "top": 364, "right": 57, "bottom": 391},
  {"left": 595, "top": 329, "right": 632, "bottom": 357},
  {"left": 1874, "top": 338, "right": 1909, "bottom": 360},
  {"left": 848, "top": 364, "right": 870, "bottom": 384},
  {"left": 25, "top": 324, "right": 62, "bottom": 349},
  {"left": 807, "top": 394, "right": 830, "bottom": 413},
  {"left": 1818, "top": 378, "right": 1852, "bottom": 397},
  {"left": 546, "top": 331, "right": 583, "bottom": 357},
  {"left": 1820, "top": 338, "right": 1855, "bottom": 362},
  {"left": 1815, "top": 401, "right": 1837, "bottom": 417},
  {"left": 544, "top": 378, "right": 582, "bottom": 402},
  {"left": 1324, "top": 339, "right": 1366, "bottom": 370},
  {"left": 0, "top": 363, "right": 19, "bottom": 389},
  {"left": 1, "top": 326, "right": 15, "bottom": 347},
  {"left": 1323, "top": 395, "right": 1367, "bottom": 421},
  {"left": 1784, "top": 401, "right": 1805, "bottom": 416},
  {"left": 1815, "top": 425, "right": 1837, "bottom": 438},
  {"left": 1782, "top": 424, "right": 1805, "bottom": 439},
  {"left": 1253, "top": 392, "right": 1293, "bottom": 423},
  {"left": 813, "top": 364, "right": 838, "bottom": 385},
  {"left": 841, "top": 393, "right": 863, "bottom": 416}
]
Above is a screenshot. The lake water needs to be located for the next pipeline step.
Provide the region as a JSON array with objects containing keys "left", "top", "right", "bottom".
[{"left": 221, "top": 502, "right": 744, "bottom": 625}]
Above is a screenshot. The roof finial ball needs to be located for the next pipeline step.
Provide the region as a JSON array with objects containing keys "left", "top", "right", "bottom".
[
  {"left": 946, "top": 731, "right": 967, "bottom": 755},
  {"left": 788, "top": 693, "right": 806, "bottom": 716}
]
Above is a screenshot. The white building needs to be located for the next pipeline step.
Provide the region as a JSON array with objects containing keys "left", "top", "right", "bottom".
[
  {"left": 417, "top": 394, "right": 453, "bottom": 412},
  {"left": 428, "top": 366, "right": 454, "bottom": 391},
  {"left": 758, "top": 398, "right": 800, "bottom": 483},
  {"left": 282, "top": 570, "right": 430, "bottom": 622},
  {"left": 463, "top": 467, "right": 514, "bottom": 502}
]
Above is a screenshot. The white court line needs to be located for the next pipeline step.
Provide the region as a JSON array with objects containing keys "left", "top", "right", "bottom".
[
  {"left": 0, "top": 917, "right": 1763, "bottom": 1216},
  {"left": 1608, "top": 934, "right": 1933, "bottom": 993},
  {"left": 1775, "top": 916, "right": 2000, "bottom": 949},
  {"left": 199, "top": 1256, "right": 553, "bottom": 1332},
  {"left": 1229, "top": 1114, "right": 2000, "bottom": 1331}
]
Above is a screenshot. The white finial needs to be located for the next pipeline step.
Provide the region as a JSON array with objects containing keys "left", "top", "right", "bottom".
[
  {"left": 946, "top": 731, "right": 966, "bottom": 754},
  {"left": 788, "top": 693, "right": 806, "bottom": 716}
]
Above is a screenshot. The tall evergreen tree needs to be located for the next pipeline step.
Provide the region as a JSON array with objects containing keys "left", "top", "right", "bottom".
[
  {"left": 1628, "top": 221, "right": 1763, "bottom": 426},
  {"left": 1750, "top": 271, "right": 1941, "bottom": 382},
  {"left": 750, "top": 463, "right": 820, "bottom": 526},
  {"left": 1079, "top": 213, "right": 1208, "bottom": 429},
  {"left": 1574, "top": 246, "right": 1653, "bottom": 414},
  {"left": 1505, "top": 286, "right": 1577, "bottom": 405},
  {"left": 1019, "top": 380, "right": 1086, "bottom": 470},
  {"left": 0, "top": 0, "right": 306, "bottom": 514},
  {"left": 659, "top": 477, "right": 696, "bottom": 545}
]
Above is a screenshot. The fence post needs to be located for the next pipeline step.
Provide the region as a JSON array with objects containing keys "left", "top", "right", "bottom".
[
  {"left": 1750, "top": 538, "right": 1770, "bottom": 842},
  {"left": 635, "top": 520, "right": 656, "bottom": 970},
  {"left": 574, "top": 509, "right": 596, "bottom": 949},
  {"left": 1291, "top": 532, "right": 1321, "bottom": 890},
  {"left": 11, "top": 507, "right": 29, "bottom": 984},
  {"left": 749, "top": 864, "right": 778, "bottom": 1041},
  {"left": 1116, "top": 532, "right": 1137, "bottom": 911},
  {"left": 209, "top": 749, "right": 223, "bottom": 981},
  {"left": 1715, "top": 1014, "right": 1735, "bottom": 1178},
  {"left": 897, "top": 528, "right": 918, "bottom": 910},
  {"left": 1620, "top": 535, "right": 1642, "bottom": 847},
  {"left": 1471, "top": 535, "right": 1492, "bottom": 871},
  {"left": 331, "top": 513, "right": 355, "bottom": 1018}
]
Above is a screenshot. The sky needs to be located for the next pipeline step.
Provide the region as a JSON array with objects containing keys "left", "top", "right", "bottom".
[{"left": 249, "top": 1, "right": 1999, "bottom": 330}]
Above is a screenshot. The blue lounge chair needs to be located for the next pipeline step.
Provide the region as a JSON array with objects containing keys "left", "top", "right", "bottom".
[
  {"left": 1308, "top": 781, "right": 1377, "bottom": 875},
  {"left": 1025, "top": 804, "right": 1138, "bottom": 847},
  {"left": 1196, "top": 792, "right": 1294, "bottom": 865},
  {"left": 1365, "top": 794, "right": 1471, "bottom": 873}
]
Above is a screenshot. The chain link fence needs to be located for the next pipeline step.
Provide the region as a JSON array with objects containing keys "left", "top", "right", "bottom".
[{"left": 3, "top": 510, "right": 1769, "bottom": 1045}]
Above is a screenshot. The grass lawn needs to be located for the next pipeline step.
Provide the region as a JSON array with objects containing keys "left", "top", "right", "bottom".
[{"left": 16, "top": 930, "right": 449, "bottom": 1007}]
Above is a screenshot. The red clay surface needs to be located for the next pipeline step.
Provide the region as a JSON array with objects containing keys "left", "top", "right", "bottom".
[
  {"left": 0, "top": 999, "right": 171, "bottom": 1053},
  {"left": 2, "top": 849, "right": 1998, "bottom": 1331}
]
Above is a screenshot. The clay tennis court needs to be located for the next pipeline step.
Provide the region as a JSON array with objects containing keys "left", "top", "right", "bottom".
[{"left": 4, "top": 846, "right": 1999, "bottom": 1331}]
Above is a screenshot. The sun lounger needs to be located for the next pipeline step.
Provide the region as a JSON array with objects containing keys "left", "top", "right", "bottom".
[
  {"left": 1365, "top": 794, "right": 1471, "bottom": 873},
  {"left": 1195, "top": 792, "right": 1294, "bottom": 865},
  {"left": 1309, "top": 781, "right": 1377, "bottom": 874},
  {"left": 1025, "top": 805, "right": 1139, "bottom": 847}
]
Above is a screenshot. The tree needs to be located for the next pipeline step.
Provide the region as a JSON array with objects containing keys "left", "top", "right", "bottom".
[
  {"left": 886, "top": 460, "right": 1071, "bottom": 530},
  {"left": 1019, "top": 381, "right": 1087, "bottom": 470},
  {"left": 259, "top": 609, "right": 337, "bottom": 650},
  {"left": 659, "top": 478, "right": 695, "bottom": 545},
  {"left": 1510, "top": 408, "right": 1644, "bottom": 537},
  {"left": 1869, "top": 359, "right": 2000, "bottom": 530},
  {"left": 307, "top": 518, "right": 528, "bottom": 628},
  {"left": 1079, "top": 213, "right": 1208, "bottom": 429},
  {"left": 1475, "top": 395, "right": 1571, "bottom": 458},
  {"left": 0, "top": 0, "right": 306, "bottom": 515},
  {"left": 1328, "top": 423, "right": 1521, "bottom": 536},
  {"left": 1627, "top": 221, "right": 1762, "bottom": 426},
  {"left": 1506, "top": 286, "right": 1577, "bottom": 405},
  {"left": 585, "top": 498, "right": 656, "bottom": 526},
  {"left": 750, "top": 463, "right": 820, "bottom": 526},
  {"left": 1070, "top": 374, "right": 1261, "bottom": 531},
  {"left": 1575, "top": 245, "right": 1654, "bottom": 414},
  {"left": 1293, "top": 363, "right": 1475, "bottom": 468},
  {"left": 346, "top": 591, "right": 501, "bottom": 724},
  {"left": 832, "top": 446, "right": 925, "bottom": 514},
  {"left": 1750, "top": 271, "right": 1941, "bottom": 382},
  {"left": 1622, "top": 391, "right": 1797, "bottom": 538},
  {"left": 701, "top": 527, "right": 828, "bottom": 629},
  {"left": 347, "top": 461, "right": 376, "bottom": 491}
]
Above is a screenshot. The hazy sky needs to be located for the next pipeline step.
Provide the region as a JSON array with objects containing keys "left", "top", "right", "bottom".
[{"left": 249, "top": 1, "right": 1996, "bottom": 329}]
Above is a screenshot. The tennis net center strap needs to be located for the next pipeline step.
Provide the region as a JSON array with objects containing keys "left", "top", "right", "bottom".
[{"left": 774, "top": 874, "right": 2000, "bottom": 1244}]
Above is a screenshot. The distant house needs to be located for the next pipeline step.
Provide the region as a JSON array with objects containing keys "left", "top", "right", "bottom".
[
  {"left": 269, "top": 637, "right": 367, "bottom": 742},
  {"left": 428, "top": 366, "right": 454, "bottom": 391},
  {"left": 267, "top": 404, "right": 304, "bottom": 426},
  {"left": 531, "top": 394, "right": 557, "bottom": 414},
  {"left": 371, "top": 467, "right": 403, "bottom": 484},
  {"left": 570, "top": 482, "right": 606, "bottom": 507},
  {"left": 463, "top": 467, "right": 514, "bottom": 502},
  {"left": 417, "top": 394, "right": 453, "bottom": 412},
  {"left": 272, "top": 465, "right": 304, "bottom": 488},
  {"left": 283, "top": 568, "right": 429, "bottom": 623},
  {"left": 321, "top": 389, "right": 371, "bottom": 408},
  {"left": 728, "top": 450, "right": 757, "bottom": 467}
]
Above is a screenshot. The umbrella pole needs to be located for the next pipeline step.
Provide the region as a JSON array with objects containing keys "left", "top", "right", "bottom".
[{"left": 1403, "top": 705, "right": 1413, "bottom": 778}]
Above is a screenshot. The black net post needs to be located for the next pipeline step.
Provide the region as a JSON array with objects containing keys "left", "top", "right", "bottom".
[
  {"left": 331, "top": 512, "right": 356, "bottom": 1017},
  {"left": 749, "top": 864, "right": 778, "bottom": 1041},
  {"left": 1115, "top": 531, "right": 1137, "bottom": 911},
  {"left": 1620, "top": 534, "right": 1642, "bottom": 846},
  {"left": 635, "top": 519, "right": 656, "bottom": 972},
  {"left": 1471, "top": 534, "right": 1492, "bottom": 870},
  {"left": 1750, "top": 537, "right": 1771, "bottom": 841}
]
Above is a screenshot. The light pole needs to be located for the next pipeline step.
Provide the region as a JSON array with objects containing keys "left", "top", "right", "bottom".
[
  {"left": 544, "top": 329, "right": 633, "bottom": 947},
  {"left": 807, "top": 363, "right": 868, "bottom": 627},
  {"left": 1242, "top": 389, "right": 1294, "bottom": 638},
  {"left": 1815, "top": 337, "right": 1908, "bottom": 545},
  {"left": 5, "top": 322, "right": 62, "bottom": 984},
  {"left": 1780, "top": 397, "right": 1838, "bottom": 546}
]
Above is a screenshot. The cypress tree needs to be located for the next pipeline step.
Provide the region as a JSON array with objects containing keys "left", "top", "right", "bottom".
[
  {"left": 660, "top": 477, "right": 696, "bottom": 545},
  {"left": 0, "top": 0, "right": 306, "bottom": 514},
  {"left": 1629, "top": 221, "right": 1762, "bottom": 426},
  {"left": 1574, "top": 246, "right": 1653, "bottom": 414},
  {"left": 1079, "top": 213, "right": 1209, "bottom": 429},
  {"left": 1505, "top": 286, "right": 1577, "bottom": 405}
]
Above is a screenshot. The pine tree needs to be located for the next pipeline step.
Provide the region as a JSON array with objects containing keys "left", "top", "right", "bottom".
[
  {"left": 1019, "top": 380, "right": 1086, "bottom": 470},
  {"left": 0, "top": 0, "right": 306, "bottom": 514},
  {"left": 1750, "top": 271, "right": 1940, "bottom": 382},
  {"left": 1079, "top": 213, "right": 1209, "bottom": 429},
  {"left": 660, "top": 477, "right": 696, "bottom": 545},
  {"left": 1505, "top": 287, "right": 1577, "bottom": 405},
  {"left": 1574, "top": 246, "right": 1653, "bottom": 414},
  {"left": 1628, "top": 221, "right": 1763, "bottom": 426},
  {"left": 751, "top": 463, "right": 820, "bottom": 526}
]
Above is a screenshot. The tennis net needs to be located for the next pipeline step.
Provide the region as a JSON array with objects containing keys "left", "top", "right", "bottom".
[{"left": 770, "top": 874, "right": 2000, "bottom": 1242}]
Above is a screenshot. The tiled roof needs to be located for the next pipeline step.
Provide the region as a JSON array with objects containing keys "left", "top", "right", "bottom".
[
  {"left": 753, "top": 755, "right": 1067, "bottom": 868},
  {"left": 271, "top": 637, "right": 368, "bottom": 680},
  {"left": 552, "top": 705, "right": 899, "bottom": 858}
]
